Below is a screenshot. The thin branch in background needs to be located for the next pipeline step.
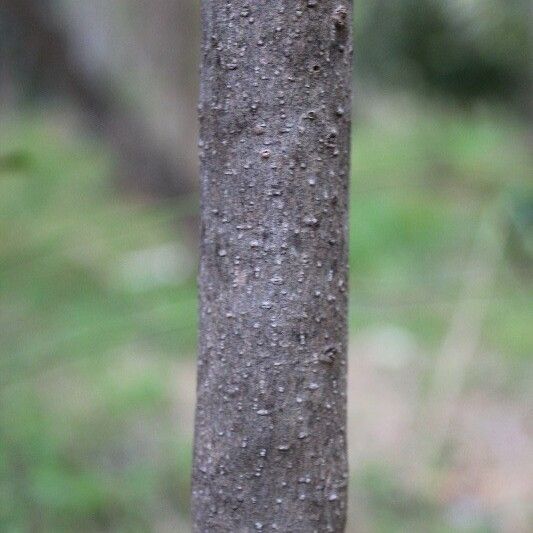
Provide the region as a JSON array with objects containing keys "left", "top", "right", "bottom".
[{"left": 411, "top": 207, "right": 504, "bottom": 484}]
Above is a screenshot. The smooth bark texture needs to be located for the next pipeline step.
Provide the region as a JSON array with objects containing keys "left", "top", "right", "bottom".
[{"left": 193, "top": 2, "right": 352, "bottom": 531}]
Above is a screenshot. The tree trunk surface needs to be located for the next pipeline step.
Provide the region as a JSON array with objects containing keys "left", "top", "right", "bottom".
[{"left": 193, "top": 2, "right": 352, "bottom": 531}]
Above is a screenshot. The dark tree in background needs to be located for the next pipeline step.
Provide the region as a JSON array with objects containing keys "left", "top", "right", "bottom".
[
  {"left": 0, "top": 0, "right": 199, "bottom": 198},
  {"left": 192, "top": 2, "right": 352, "bottom": 531}
]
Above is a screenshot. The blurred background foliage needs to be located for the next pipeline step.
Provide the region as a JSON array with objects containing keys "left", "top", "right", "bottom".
[
  {"left": 357, "top": 0, "right": 530, "bottom": 105},
  {"left": 0, "top": 1, "right": 531, "bottom": 532}
]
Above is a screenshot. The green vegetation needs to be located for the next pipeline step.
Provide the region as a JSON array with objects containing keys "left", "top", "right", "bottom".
[{"left": 1, "top": 104, "right": 531, "bottom": 531}]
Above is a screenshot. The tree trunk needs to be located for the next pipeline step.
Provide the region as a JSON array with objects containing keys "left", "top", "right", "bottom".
[{"left": 192, "top": 2, "right": 352, "bottom": 531}]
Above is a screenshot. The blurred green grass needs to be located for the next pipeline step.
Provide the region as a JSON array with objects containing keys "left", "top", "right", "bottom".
[{"left": 0, "top": 105, "right": 531, "bottom": 531}]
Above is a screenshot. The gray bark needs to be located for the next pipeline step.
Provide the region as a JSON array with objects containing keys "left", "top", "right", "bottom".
[{"left": 193, "top": 2, "right": 352, "bottom": 532}]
